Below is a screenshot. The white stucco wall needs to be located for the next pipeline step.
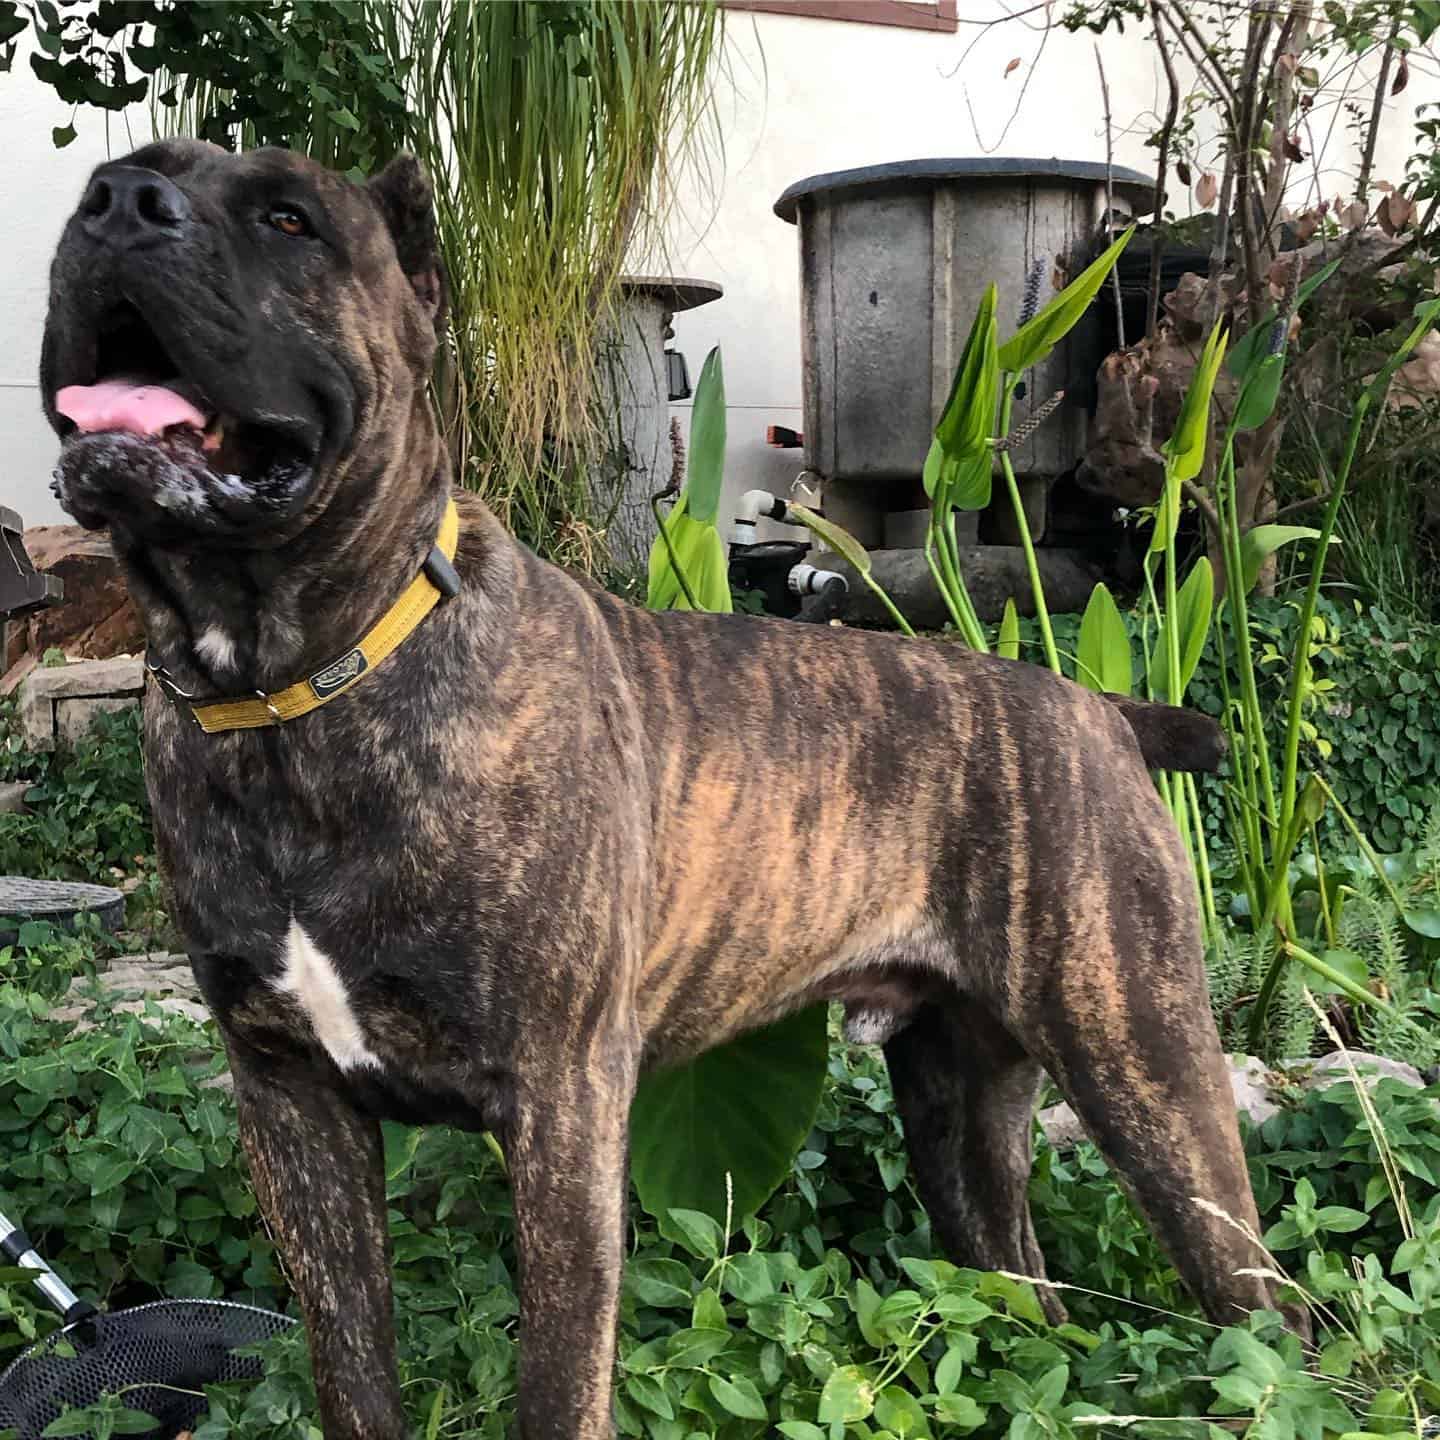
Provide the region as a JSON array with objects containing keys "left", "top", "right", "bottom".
[
  {"left": 1, "top": 64, "right": 152, "bottom": 524},
  {"left": 660, "top": 5, "right": 1438, "bottom": 536},
  {"left": 0, "top": 8, "right": 1431, "bottom": 540}
]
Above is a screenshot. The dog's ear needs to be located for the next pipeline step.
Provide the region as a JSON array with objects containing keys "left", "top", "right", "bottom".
[{"left": 367, "top": 153, "right": 447, "bottom": 329}]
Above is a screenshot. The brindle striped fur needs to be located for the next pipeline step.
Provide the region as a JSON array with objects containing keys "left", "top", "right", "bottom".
[{"left": 42, "top": 144, "right": 1283, "bottom": 1440}]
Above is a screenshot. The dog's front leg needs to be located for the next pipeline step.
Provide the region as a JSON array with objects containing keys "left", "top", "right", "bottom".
[
  {"left": 228, "top": 1042, "right": 406, "bottom": 1440},
  {"left": 506, "top": 1056, "right": 635, "bottom": 1440}
]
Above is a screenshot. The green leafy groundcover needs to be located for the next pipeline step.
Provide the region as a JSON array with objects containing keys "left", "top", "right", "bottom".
[{"left": 3, "top": 959, "right": 1439, "bottom": 1440}]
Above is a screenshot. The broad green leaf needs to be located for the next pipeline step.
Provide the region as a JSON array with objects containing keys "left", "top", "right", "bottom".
[
  {"left": 629, "top": 1004, "right": 828, "bottom": 1228},
  {"left": 383, "top": 1121, "right": 424, "bottom": 1180},
  {"left": 686, "top": 347, "right": 727, "bottom": 523},
  {"left": 626, "top": 1258, "right": 696, "bottom": 1308},
  {"left": 1295, "top": 775, "right": 1327, "bottom": 829},
  {"left": 1367, "top": 1390, "right": 1412, "bottom": 1434},
  {"left": 934, "top": 285, "right": 998, "bottom": 468},
  {"left": 998, "top": 226, "right": 1134, "bottom": 373},
  {"left": 934, "top": 1394, "right": 987, "bottom": 1430},
  {"left": 818, "top": 1365, "right": 875, "bottom": 1424},
  {"left": 692, "top": 1286, "right": 727, "bottom": 1330},
  {"left": 626, "top": 1374, "right": 674, "bottom": 1420},
  {"left": 855, "top": 1278, "right": 885, "bottom": 1348},
  {"left": 1233, "top": 352, "right": 1285, "bottom": 432},
  {"left": 948, "top": 449, "right": 993, "bottom": 510},
  {"left": 646, "top": 504, "right": 733, "bottom": 613},
  {"left": 1159, "top": 321, "right": 1228, "bottom": 490},
  {"left": 876, "top": 1387, "right": 930, "bottom": 1437},
  {"left": 998, "top": 598, "right": 1021, "bottom": 660},
  {"left": 1311, "top": 949, "right": 1370, "bottom": 999},
  {"left": 935, "top": 1343, "right": 967, "bottom": 1394},
  {"left": 783, "top": 502, "right": 870, "bottom": 575},
  {"left": 43, "top": 1412, "right": 98, "bottom": 1438},
  {"left": 665, "top": 1209, "right": 724, "bottom": 1260},
  {"left": 1152, "top": 324, "right": 1221, "bottom": 552},
  {"left": 1318, "top": 1338, "right": 1361, "bottom": 1378},
  {"left": 1402, "top": 907, "right": 1440, "bottom": 938},
  {"left": 1157, "top": 319, "right": 1226, "bottom": 472},
  {"left": 1238, "top": 524, "right": 1337, "bottom": 595},
  {"left": 923, "top": 435, "right": 944, "bottom": 498},
  {"left": 89, "top": 1153, "right": 136, "bottom": 1196},
  {"left": 708, "top": 1375, "right": 768, "bottom": 1421},
  {"left": 1076, "top": 583, "right": 1132, "bottom": 695},
  {"left": 1226, "top": 257, "right": 1341, "bottom": 378},
  {"left": 924, "top": 437, "right": 992, "bottom": 512},
  {"left": 112, "top": 1413, "right": 161, "bottom": 1437},
  {"left": 665, "top": 1326, "right": 732, "bottom": 1368},
  {"left": 423, "top": 1385, "right": 446, "bottom": 1440},
  {"left": 1148, "top": 558, "right": 1214, "bottom": 702}
]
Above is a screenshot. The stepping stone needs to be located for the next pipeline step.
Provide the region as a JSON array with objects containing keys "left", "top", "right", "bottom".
[{"left": 0, "top": 875, "right": 125, "bottom": 946}]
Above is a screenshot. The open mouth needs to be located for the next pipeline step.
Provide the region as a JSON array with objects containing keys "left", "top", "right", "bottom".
[{"left": 52, "top": 301, "right": 309, "bottom": 490}]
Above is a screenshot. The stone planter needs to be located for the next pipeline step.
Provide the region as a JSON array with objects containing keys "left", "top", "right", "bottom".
[
  {"left": 18, "top": 655, "right": 144, "bottom": 750},
  {"left": 599, "top": 275, "right": 723, "bottom": 574}
]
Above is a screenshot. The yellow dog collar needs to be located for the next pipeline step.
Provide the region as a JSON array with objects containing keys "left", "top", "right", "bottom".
[{"left": 165, "top": 498, "right": 461, "bottom": 734}]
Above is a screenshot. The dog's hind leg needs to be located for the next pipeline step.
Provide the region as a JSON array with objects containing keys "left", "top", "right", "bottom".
[
  {"left": 228, "top": 1045, "right": 408, "bottom": 1440},
  {"left": 505, "top": 1052, "right": 636, "bottom": 1440},
  {"left": 1006, "top": 893, "right": 1279, "bottom": 1328},
  {"left": 883, "top": 997, "right": 1064, "bottom": 1323}
]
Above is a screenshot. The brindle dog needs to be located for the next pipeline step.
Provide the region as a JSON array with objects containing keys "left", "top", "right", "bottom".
[{"left": 42, "top": 141, "right": 1280, "bottom": 1440}]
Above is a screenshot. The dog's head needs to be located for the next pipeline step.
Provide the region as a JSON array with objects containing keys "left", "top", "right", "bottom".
[{"left": 41, "top": 140, "right": 444, "bottom": 542}]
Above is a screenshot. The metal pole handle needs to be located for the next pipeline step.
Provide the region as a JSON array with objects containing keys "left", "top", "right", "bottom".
[{"left": 0, "top": 1207, "right": 95, "bottom": 1324}]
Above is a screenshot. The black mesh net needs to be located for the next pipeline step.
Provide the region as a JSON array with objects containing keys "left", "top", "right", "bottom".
[{"left": 0, "top": 1300, "right": 294, "bottom": 1439}]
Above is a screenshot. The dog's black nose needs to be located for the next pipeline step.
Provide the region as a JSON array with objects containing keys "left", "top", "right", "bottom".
[{"left": 79, "top": 165, "right": 190, "bottom": 246}]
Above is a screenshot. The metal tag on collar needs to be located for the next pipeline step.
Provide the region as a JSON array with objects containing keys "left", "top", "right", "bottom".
[
  {"left": 423, "top": 545, "right": 461, "bottom": 599},
  {"left": 146, "top": 652, "right": 197, "bottom": 701}
]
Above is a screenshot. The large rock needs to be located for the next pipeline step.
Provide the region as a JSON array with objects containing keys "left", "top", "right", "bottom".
[
  {"left": 2, "top": 526, "right": 141, "bottom": 684},
  {"left": 1304, "top": 1050, "right": 1424, "bottom": 1091},
  {"left": 18, "top": 655, "right": 144, "bottom": 749},
  {"left": 817, "top": 545, "right": 1102, "bottom": 628},
  {"left": 1040, "top": 1055, "right": 1280, "bottom": 1151}
]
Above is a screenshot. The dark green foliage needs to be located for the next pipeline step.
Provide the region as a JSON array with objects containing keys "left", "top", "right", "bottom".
[
  {"left": 0, "top": 1, "right": 407, "bottom": 173},
  {"left": 1003, "top": 597, "right": 1440, "bottom": 854},
  {"left": 5, "top": 977, "right": 1440, "bottom": 1439},
  {"left": 0, "top": 703, "right": 149, "bottom": 882}
]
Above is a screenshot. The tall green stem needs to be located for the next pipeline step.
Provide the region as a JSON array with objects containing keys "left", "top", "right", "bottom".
[
  {"left": 1217, "top": 441, "right": 1278, "bottom": 830},
  {"left": 1185, "top": 772, "right": 1220, "bottom": 940},
  {"left": 998, "top": 379, "right": 1059, "bottom": 673},
  {"left": 651, "top": 496, "right": 701, "bottom": 612},
  {"left": 1273, "top": 403, "right": 1366, "bottom": 858}
]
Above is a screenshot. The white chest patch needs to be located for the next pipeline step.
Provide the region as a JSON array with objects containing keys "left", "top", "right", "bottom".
[
  {"left": 195, "top": 627, "right": 237, "bottom": 672},
  {"left": 272, "top": 919, "right": 381, "bottom": 1072}
]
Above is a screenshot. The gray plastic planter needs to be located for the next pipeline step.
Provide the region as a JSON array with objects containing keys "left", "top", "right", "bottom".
[{"left": 775, "top": 157, "right": 1153, "bottom": 546}]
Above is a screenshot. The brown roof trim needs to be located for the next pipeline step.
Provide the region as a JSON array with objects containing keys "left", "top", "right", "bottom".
[{"left": 721, "top": 0, "right": 958, "bottom": 34}]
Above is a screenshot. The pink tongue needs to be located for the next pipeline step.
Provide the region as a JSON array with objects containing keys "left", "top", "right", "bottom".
[{"left": 56, "top": 380, "right": 206, "bottom": 437}]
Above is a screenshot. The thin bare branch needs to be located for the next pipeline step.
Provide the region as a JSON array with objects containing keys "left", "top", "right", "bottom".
[
  {"left": 1183, "top": 479, "right": 1222, "bottom": 538},
  {"left": 1095, "top": 42, "right": 1126, "bottom": 351},
  {"left": 1234, "top": 5, "right": 1276, "bottom": 330},
  {"left": 1260, "top": 4, "right": 1313, "bottom": 259},
  {"left": 1148, "top": 0, "right": 1181, "bottom": 340},
  {"left": 1356, "top": 14, "right": 1401, "bottom": 206}
]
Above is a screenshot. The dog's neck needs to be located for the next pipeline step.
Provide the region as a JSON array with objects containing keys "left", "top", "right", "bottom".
[{"left": 115, "top": 411, "right": 451, "bottom": 699}]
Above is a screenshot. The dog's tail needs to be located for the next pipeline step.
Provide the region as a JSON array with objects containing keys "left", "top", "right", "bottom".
[{"left": 1102, "top": 694, "right": 1227, "bottom": 774}]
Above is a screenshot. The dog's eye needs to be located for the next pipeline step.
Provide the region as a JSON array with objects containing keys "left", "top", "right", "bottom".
[{"left": 268, "top": 206, "right": 312, "bottom": 238}]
